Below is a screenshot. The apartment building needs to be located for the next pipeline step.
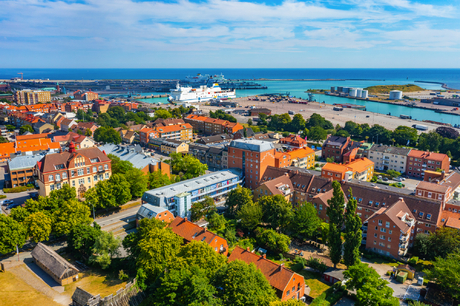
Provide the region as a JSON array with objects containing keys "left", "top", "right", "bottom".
[
  {"left": 155, "top": 123, "right": 193, "bottom": 141},
  {"left": 254, "top": 173, "right": 294, "bottom": 202},
  {"left": 288, "top": 147, "right": 315, "bottom": 169},
  {"left": 73, "top": 90, "right": 99, "bottom": 101},
  {"left": 188, "top": 144, "right": 228, "bottom": 170},
  {"left": 36, "top": 143, "right": 112, "bottom": 197},
  {"left": 275, "top": 152, "right": 291, "bottom": 168},
  {"left": 0, "top": 138, "right": 61, "bottom": 162},
  {"left": 139, "top": 128, "right": 159, "bottom": 145},
  {"left": 227, "top": 139, "right": 276, "bottom": 190},
  {"left": 14, "top": 90, "right": 51, "bottom": 104},
  {"left": 63, "top": 101, "right": 93, "bottom": 113},
  {"left": 136, "top": 205, "right": 175, "bottom": 225},
  {"left": 184, "top": 114, "right": 243, "bottom": 135},
  {"left": 321, "top": 158, "right": 374, "bottom": 182},
  {"left": 406, "top": 150, "right": 450, "bottom": 178},
  {"left": 364, "top": 199, "right": 415, "bottom": 258},
  {"left": 367, "top": 145, "right": 410, "bottom": 173},
  {"left": 322, "top": 136, "right": 360, "bottom": 163},
  {"left": 160, "top": 139, "right": 189, "bottom": 155},
  {"left": 141, "top": 169, "right": 243, "bottom": 218},
  {"left": 7, "top": 154, "right": 43, "bottom": 187},
  {"left": 415, "top": 181, "right": 452, "bottom": 205}
]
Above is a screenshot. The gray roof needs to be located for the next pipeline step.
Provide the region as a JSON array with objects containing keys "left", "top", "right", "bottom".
[
  {"left": 71, "top": 287, "right": 96, "bottom": 306},
  {"left": 99, "top": 143, "right": 159, "bottom": 169},
  {"left": 197, "top": 134, "right": 232, "bottom": 144},
  {"left": 31, "top": 242, "right": 79, "bottom": 279},
  {"left": 323, "top": 136, "right": 349, "bottom": 147},
  {"left": 137, "top": 204, "right": 169, "bottom": 219},
  {"left": 229, "top": 139, "right": 274, "bottom": 152},
  {"left": 348, "top": 179, "right": 414, "bottom": 195},
  {"left": 369, "top": 144, "right": 411, "bottom": 155},
  {"left": 143, "top": 168, "right": 242, "bottom": 201},
  {"left": 8, "top": 153, "right": 45, "bottom": 171}
]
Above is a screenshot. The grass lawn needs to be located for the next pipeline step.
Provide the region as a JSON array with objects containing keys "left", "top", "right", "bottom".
[
  {"left": 64, "top": 271, "right": 127, "bottom": 298},
  {"left": 0, "top": 271, "right": 62, "bottom": 306},
  {"left": 297, "top": 270, "right": 331, "bottom": 298}
]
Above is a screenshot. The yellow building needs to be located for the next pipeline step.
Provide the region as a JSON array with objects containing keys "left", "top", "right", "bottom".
[
  {"left": 14, "top": 90, "right": 51, "bottom": 104},
  {"left": 161, "top": 139, "right": 189, "bottom": 155},
  {"left": 287, "top": 147, "right": 316, "bottom": 169},
  {"left": 156, "top": 123, "right": 194, "bottom": 141},
  {"left": 347, "top": 158, "right": 375, "bottom": 181},
  {"left": 36, "top": 144, "right": 112, "bottom": 197}
]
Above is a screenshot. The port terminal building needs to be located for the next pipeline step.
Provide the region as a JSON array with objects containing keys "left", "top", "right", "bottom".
[{"left": 141, "top": 168, "right": 243, "bottom": 218}]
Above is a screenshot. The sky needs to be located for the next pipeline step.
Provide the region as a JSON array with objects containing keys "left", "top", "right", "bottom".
[{"left": 1, "top": 0, "right": 460, "bottom": 68}]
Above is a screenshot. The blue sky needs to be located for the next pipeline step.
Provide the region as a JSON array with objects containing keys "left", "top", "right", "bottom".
[{"left": 0, "top": 0, "right": 459, "bottom": 68}]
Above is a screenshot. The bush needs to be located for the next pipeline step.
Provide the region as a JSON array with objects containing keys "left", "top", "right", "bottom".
[
  {"left": 0, "top": 195, "right": 6, "bottom": 199},
  {"left": 118, "top": 269, "right": 129, "bottom": 281},
  {"left": 291, "top": 257, "right": 307, "bottom": 272},
  {"left": 3, "top": 186, "right": 34, "bottom": 193},
  {"left": 409, "top": 256, "right": 419, "bottom": 266},
  {"left": 307, "top": 257, "right": 328, "bottom": 274}
]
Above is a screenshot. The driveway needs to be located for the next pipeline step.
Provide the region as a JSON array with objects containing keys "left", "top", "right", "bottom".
[{"left": 1, "top": 190, "right": 34, "bottom": 215}]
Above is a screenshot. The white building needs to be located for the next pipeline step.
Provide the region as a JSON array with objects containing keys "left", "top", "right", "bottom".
[{"left": 366, "top": 144, "right": 411, "bottom": 173}]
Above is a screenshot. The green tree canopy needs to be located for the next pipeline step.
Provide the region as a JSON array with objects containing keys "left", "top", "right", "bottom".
[
  {"left": 90, "top": 231, "right": 122, "bottom": 269},
  {"left": 175, "top": 241, "right": 226, "bottom": 278},
  {"left": 169, "top": 153, "right": 207, "bottom": 180},
  {"left": 85, "top": 180, "right": 117, "bottom": 210},
  {"left": 0, "top": 215, "right": 27, "bottom": 254},
  {"left": 259, "top": 194, "right": 293, "bottom": 231},
  {"left": 53, "top": 199, "right": 93, "bottom": 236},
  {"left": 153, "top": 109, "right": 173, "bottom": 120},
  {"left": 108, "top": 174, "right": 132, "bottom": 205},
  {"left": 124, "top": 167, "right": 148, "bottom": 199},
  {"left": 225, "top": 185, "right": 253, "bottom": 217},
  {"left": 148, "top": 170, "right": 172, "bottom": 189},
  {"left": 67, "top": 223, "right": 102, "bottom": 260},
  {"left": 308, "top": 126, "right": 327, "bottom": 143},
  {"left": 343, "top": 189, "right": 362, "bottom": 267},
  {"left": 190, "top": 196, "right": 216, "bottom": 222},
  {"left": 107, "top": 154, "right": 134, "bottom": 174},
  {"left": 19, "top": 124, "right": 34, "bottom": 135},
  {"left": 213, "top": 260, "right": 277, "bottom": 306},
  {"left": 94, "top": 126, "right": 122, "bottom": 144},
  {"left": 424, "top": 251, "right": 460, "bottom": 299},
  {"left": 326, "top": 181, "right": 345, "bottom": 267},
  {"left": 24, "top": 211, "right": 52, "bottom": 243},
  {"left": 256, "top": 228, "right": 291, "bottom": 254},
  {"left": 9, "top": 206, "right": 31, "bottom": 223},
  {"left": 393, "top": 126, "right": 418, "bottom": 146},
  {"left": 237, "top": 202, "right": 263, "bottom": 232},
  {"left": 290, "top": 202, "right": 321, "bottom": 240}
]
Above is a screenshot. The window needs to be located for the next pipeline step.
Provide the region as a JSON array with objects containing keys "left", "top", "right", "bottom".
[
  {"left": 78, "top": 169, "right": 84, "bottom": 176},
  {"left": 378, "top": 220, "right": 382, "bottom": 225},
  {"left": 88, "top": 177, "right": 91, "bottom": 183},
  {"left": 374, "top": 233, "right": 377, "bottom": 238},
  {"left": 419, "top": 212, "right": 424, "bottom": 218},
  {"left": 380, "top": 228, "right": 386, "bottom": 233},
  {"left": 380, "top": 235, "right": 385, "bottom": 239},
  {"left": 94, "top": 175, "right": 98, "bottom": 182},
  {"left": 386, "top": 221, "right": 390, "bottom": 228},
  {"left": 62, "top": 172, "right": 67, "bottom": 179},
  {"left": 388, "top": 237, "right": 391, "bottom": 242},
  {"left": 99, "top": 166, "right": 103, "bottom": 171},
  {"left": 105, "top": 173, "right": 109, "bottom": 179},
  {"left": 71, "top": 170, "right": 75, "bottom": 177},
  {"left": 389, "top": 230, "right": 392, "bottom": 234},
  {"left": 427, "top": 214, "right": 431, "bottom": 220},
  {"left": 87, "top": 167, "right": 90, "bottom": 174},
  {"left": 72, "top": 180, "right": 75, "bottom": 187},
  {"left": 49, "top": 175, "right": 54, "bottom": 181},
  {"left": 93, "top": 166, "right": 96, "bottom": 173},
  {"left": 55, "top": 174, "right": 60, "bottom": 181},
  {"left": 319, "top": 204, "right": 323, "bottom": 210}
]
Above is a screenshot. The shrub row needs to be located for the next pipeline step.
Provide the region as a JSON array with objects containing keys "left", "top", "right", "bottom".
[{"left": 3, "top": 185, "right": 34, "bottom": 193}]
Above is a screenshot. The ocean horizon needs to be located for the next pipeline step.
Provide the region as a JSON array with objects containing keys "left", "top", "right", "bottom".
[{"left": 1, "top": 68, "right": 460, "bottom": 89}]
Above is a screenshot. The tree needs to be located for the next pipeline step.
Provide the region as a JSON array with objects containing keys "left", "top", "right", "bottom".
[
  {"left": 343, "top": 189, "right": 362, "bottom": 267},
  {"left": 67, "top": 223, "right": 102, "bottom": 260},
  {"left": 124, "top": 168, "right": 148, "bottom": 199},
  {"left": 256, "top": 228, "right": 291, "bottom": 254},
  {"left": 258, "top": 113, "right": 268, "bottom": 126},
  {"left": 290, "top": 202, "right": 321, "bottom": 240},
  {"left": 369, "top": 125, "right": 392, "bottom": 144},
  {"left": 0, "top": 215, "right": 27, "bottom": 254},
  {"left": 213, "top": 260, "right": 277, "bottom": 306},
  {"left": 413, "top": 227, "right": 460, "bottom": 260},
  {"left": 290, "top": 114, "right": 305, "bottom": 132},
  {"left": 0, "top": 136, "right": 8, "bottom": 143},
  {"left": 309, "top": 126, "right": 327, "bottom": 143},
  {"left": 85, "top": 128, "right": 92, "bottom": 136},
  {"left": 153, "top": 109, "right": 172, "bottom": 120},
  {"left": 169, "top": 153, "right": 207, "bottom": 179},
  {"left": 247, "top": 118, "right": 253, "bottom": 126},
  {"left": 9, "top": 206, "right": 31, "bottom": 223},
  {"left": 53, "top": 199, "right": 93, "bottom": 236},
  {"left": 225, "top": 185, "right": 253, "bottom": 217},
  {"left": 237, "top": 202, "right": 263, "bottom": 232},
  {"left": 206, "top": 212, "right": 226, "bottom": 232},
  {"left": 6, "top": 124, "right": 15, "bottom": 132},
  {"left": 393, "top": 126, "right": 418, "bottom": 146},
  {"left": 193, "top": 197, "right": 217, "bottom": 222},
  {"left": 147, "top": 170, "right": 171, "bottom": 189},
  {"left": 90, "top": 231, "right": 121, "bottom": 269},
  {"left": 85, "top": 180, "right": 117, "bottom": 210},
  {"left": 94, "top": 126, "right": 122, "bottom": 144},
  {"left": 386, "top": 169, "right": 401, "bottom": 178},
  {"left": 107, "top": 106, "right": 126, "bottom": 123},
  {"left": 137, "top": 224, "right": 183, "bottom": 280},
  {"left": 108, "top": 174, "right": 132, "bottom": 205},
  {"left": 107, "top": 154, "right": 134, "bottom": 174},
  {"left": 19, "top": 124, "right": 33, "bottom": 135},
  {"left": 326, "top": 181, "right": 345, "bottom": 267},
  {"left": 418, "top": 131, "right": 443, "bottom": 152},
  {"left": 24, "top": 212, "right": 52, "bottom": 243},
  {"left": 152, "top": 266, "right": 220, "bottom": 306},
  {"left": 344, "top": 262, "right": 399, "bottom": 306},
  {"left": 176, "top": 241, "right": 226, "bottom": 277},
  {"left": 259, "top": 195, "right": 293, "bottom": 231},
  {"left": 425, "top": 252, "right": 460, "bottom": 299}
]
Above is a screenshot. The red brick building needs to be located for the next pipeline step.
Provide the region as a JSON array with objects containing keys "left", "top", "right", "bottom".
[
  {"left": 228, "top": 246, "right": 306, "bottom": 301},
  {"left": 227, "top": 139, "right": 276, "bottom": 190},
  {"left": 415, "top": 181, "right": 452, "bottom": 205},
  {"left": 406, "top": 150, "right": 450, "bottom": 178},
  {"left": 321, "top": 136, "right": 360, "bottom": 163},
  {"left": 280, "top": 134, "right": 307, "bottom": 149}
]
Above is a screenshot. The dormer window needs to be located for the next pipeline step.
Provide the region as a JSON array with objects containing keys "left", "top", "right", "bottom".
[
  {"left": 419, "top": 212, "right": 424, "bottom": 218},
  {"left": 427, "top": 214, "right": 431, "bottom": 220}
]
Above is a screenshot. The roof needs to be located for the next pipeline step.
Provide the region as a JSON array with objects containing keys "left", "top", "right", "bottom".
[
  {"left": 416, "top": 181, "right": 451, "bottom": 193},
  {"left": 31, "top": 242, "right": 79, "bottom": 279},
  {"left": 162, "top": 139, "right": 186, "bottom": 147},
  {"left": 197, "top": 134, "right": 233, "bottom": 144},
  {"left": 323, "top": 268, "right": 345, "bottom": 280},
  {"left": 369, "top": 144, "right": 411, "bottom": 155},
  {"left": 38, "top": 147, "right": 110, "bottom": 173},
  {"left": 153, "top": 118, "right": 185, "bottom": 127},
  {"left": 280, "top": 135, "right": 307, "bottom": 146},
  {"left": 229, "top": 139, "right": 274, "bottom": 152},
  {"left": 16, "top": 133, "right": 51, "bottom": 141},
  {"left": 15, "top": 138, "right": 61, "bottom": 153},
  {"left": 347, "top": 158, "right": 374, "bottom": 174},
  {"left": 170, "top": 217, "right": 226, "bottom": 245},
  {"left": 99, "top": 144, "right": 158, "bottom": 170},
  {"left": 8, "top": 154, "right": 44, "bottom": 170},
  {"left": 408, "top": 149, "right": 448, "bottom": 161},
  {"left": 228, "top": 246, "right": 301, "bottom": 292},
  {"left": 440, "top": 171, "right": 460, "bottom": 190},
  {"left": 0, "top": 142, "right": 17, "bottom": 159},
  {"left": 322, "top": 163, "right": 351, "bottom": 173},
  {"left": 155, "top": 123, "right": 192, "bottom": 134},
  {"left": 367, "top": 199, "right": 415, "bottom": 233},
  {"left": 260, "top": 174, "right": 293, "bottom": 196},
  {"left": 397, "top": 264, "right": 415, "bottom": 272},
  {"left": 137, "top": 204, "right": 170, "bottom": 219},
  {"left": 71, "top": 287, "right": 95, "bottom": 305},
  {"left": 76, "top": 122, "right": 97, "bottom": 129},
  {"left": 143, "top": 168, "right": 242, "bottom": 201},
  {"left": 323, "top": 136, "right": 349, "bottom": 147},
  {"left": 288, "top": 147, "right": 315, "bottom": 160}
]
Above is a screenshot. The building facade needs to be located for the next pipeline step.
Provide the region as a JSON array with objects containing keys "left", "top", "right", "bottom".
[
  {"left": 14, "top": 90, "right": 51, "bottom": 104},
  {"left": 406, "top": 150, "right": 450, "bottom": 178},
  {"left": 367, "top": 145, "right": 410, "bottom": 173}
]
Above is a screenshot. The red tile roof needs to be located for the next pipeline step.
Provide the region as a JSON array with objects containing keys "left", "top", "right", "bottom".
[
  {"left": 169, "top": 217, "right": 227, "bottom": 246},
  {"left": 408, "top": 150, "right": 448, "bottom": 162}
]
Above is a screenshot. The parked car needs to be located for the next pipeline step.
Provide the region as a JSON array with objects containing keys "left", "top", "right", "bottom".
[
  {"left": 383, "top": 177, "right": 389, "bottom": 182},
  {"left": 7, "top": 203, "right": 20, "bottom": 209},
  {"left": 1, "top": 199, "right": 13, "bottom": 206},
  {"left": 30, "top": 192, "right": 39, "bottom": 200}
]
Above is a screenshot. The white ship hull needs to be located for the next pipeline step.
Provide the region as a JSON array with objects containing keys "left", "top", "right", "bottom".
[{"left": 169, "top": 83, "right": 236, "bottom": 103}]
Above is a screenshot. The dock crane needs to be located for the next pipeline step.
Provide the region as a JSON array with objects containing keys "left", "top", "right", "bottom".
[{"left": 17, "top": 72, "right": 23, "bottom": 80}]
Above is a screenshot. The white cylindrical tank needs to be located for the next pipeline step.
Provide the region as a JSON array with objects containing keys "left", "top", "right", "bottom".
[
  {"left": 349, "top": 88, "right": 358, "bottom": 97},
  {"left": 361, "top": 90, "right": 368, "bottom": 99},
  {"left": 356, "top": 88, "right": 363, "bottom": 97},
  {"left": 389, "top": 90, "right": 403, "bottom": 100}
]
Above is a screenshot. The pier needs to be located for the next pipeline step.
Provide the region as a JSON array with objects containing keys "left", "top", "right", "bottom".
[{"left": 133, "top": 94, "right": 169, "bottom": 99}]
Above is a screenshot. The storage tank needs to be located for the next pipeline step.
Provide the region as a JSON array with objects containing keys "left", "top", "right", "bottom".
[
  {"left": 337, "top": 86, "right": 344, "bottom": 92},
  {"left": 342, "top": 87, "right": 350, "bottom": 94},
  {"left": 330, "top": 87, "right": 336, "bottom": 93},
  {"left": 361, "top": 90, "right": 368, "bottom": 99},
  {"left": 356, "top": 88, "right": 363, "bottom": 97},
  {"left": 389, "top": 90, "right": 403, "bottom": 100},
  {"left": 349, "top": 88, "right": 358, "bottom": 97}
]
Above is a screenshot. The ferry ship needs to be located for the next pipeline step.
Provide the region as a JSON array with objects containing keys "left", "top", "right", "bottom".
[{"left": 168, "top": 83, "right": 236, "bottom": 103}]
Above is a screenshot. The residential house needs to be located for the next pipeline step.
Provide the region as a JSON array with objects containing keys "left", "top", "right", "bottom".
[
  {"left": 33, "top": 122, "right": 54, "bottom": 134},
  {"left": 275, "top": 151, "right": 291, "bottom": 168},
  {"left": 31, "top": 242, "right": 79, "bottom": 285},
  {"left": 228, "top": 246, "right": 306, "bottom": 301},
  {"left": 321, "top": 158, "right": 374, "bottom": 182},
  {"left": 122, "top": 131, "right": 137, "bottom": 144},
  {"left": 280, "top": 135, "right": 307, "bottom": 149},
  {"left": 161, "top": 139, "right": 189, "bottom": 155},
  {"left": 288, "top": 147, "right": 315, "bottom": 169},
  {"left": 75, "top": 122, "right": 98, "bottom": 135},
  {"left": 151, "top": 118, "right": 185, "bottom": 127},
  {"left": 184, "top": 114, "right": 243, "bottom": 135},
  {"left": 36, "top": 144, "right": 112, "bottom": 197},
  {"left": 73, "top": 90, "right": 99, "bottom": 101},
  {"left": 155, "top": 123, "right": 193, "bottom": 141},
  {"left": 139, "top": 128, "right": 158, "bottom": 146},
  {"left": 136, "top": 204, "right": 175, "bottom": 226},
  {"left": 322, "top": 136, "right": 359, "bottom": 163},
  {"left": 196, "top": 134, "right": 233, "bottom": 145},
  {"left": 254, "top": 173, "right": 294, "bottom": 202},
  {"left": 406, "top": 150, "right": 450, "bottom": 178},
  {"left": 415, "top": 181, "right": 452, "bottom": 205},
  {"left": 188, "top": 144, "right": 227, "bottom": 170},
  {"left": 60, "top": 118, "right": 78, "bottom": 132},
  {"left": 170, "top": 217, "right": 229, "bottom": 256}
]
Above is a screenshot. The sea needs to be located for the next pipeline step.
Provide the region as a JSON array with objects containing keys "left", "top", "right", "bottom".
[{"left": 1, "top": 68, "right": 460, "bottom": 124}]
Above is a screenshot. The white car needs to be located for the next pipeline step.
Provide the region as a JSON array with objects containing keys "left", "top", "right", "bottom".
[{"left": 1, "top": 199, "right": 13, "bottom": 206}]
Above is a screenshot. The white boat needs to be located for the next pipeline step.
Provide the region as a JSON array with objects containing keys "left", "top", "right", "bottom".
[{"left": 168, "top": 83, "right": 236, "bottom": 103}]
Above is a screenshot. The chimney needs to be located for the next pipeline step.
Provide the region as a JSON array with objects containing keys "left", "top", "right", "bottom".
[
  {"left": 246, "top": 247, "right": 250, "bottom": 252},
  {"left": 280, "top": 263, "right": 284, "bottom": 270},
  {"left": 262, "top": 254, "right": 266, "bottom": 259}
]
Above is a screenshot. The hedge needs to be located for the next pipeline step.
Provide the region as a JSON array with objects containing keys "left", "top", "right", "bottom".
[
  {"left": 3, "top": 186, "right": 35, "bottom": 193},
  {"left": 0, "top": 195, "right": 6, "bottom": 199}
]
